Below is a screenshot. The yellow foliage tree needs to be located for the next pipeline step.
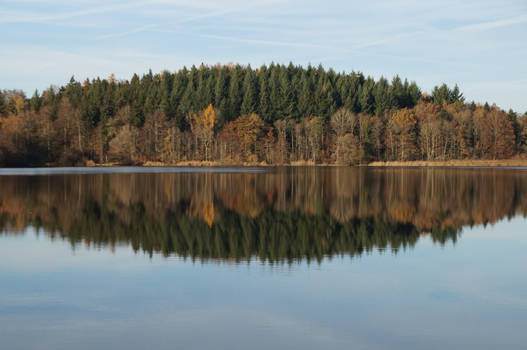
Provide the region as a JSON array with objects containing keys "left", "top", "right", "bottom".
[
  {"left": 387, "top": 108, "right": 418, "bottom": 161},
  {"left": 186, "top": 104, "right": 217, "bottom": 161}
]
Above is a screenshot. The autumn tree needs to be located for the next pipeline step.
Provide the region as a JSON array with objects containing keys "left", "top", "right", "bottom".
[
  {"left": 233, "top": 113, "right": 265, "bottom": 162},
  {"left": 387, "top": 108, "right": 417, "bottom": 161},
  {"left": 330, "top": 108, "right": 357, "bottom": 164},
  {"left": 473, "top": 107, "right": 515, "bottom": 159},
  {"left": 109, "top": 125, "right": 135, "bottom": 164},
  {"left": 186, "top": 104, "right": 217, "bottom": 161}
]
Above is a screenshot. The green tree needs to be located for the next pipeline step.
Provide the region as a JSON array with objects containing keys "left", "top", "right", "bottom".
[{"left": 240, "top": 66, "right": 258, "bottom": 116}]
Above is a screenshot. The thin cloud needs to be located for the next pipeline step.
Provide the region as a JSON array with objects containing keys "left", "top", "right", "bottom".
[
  {"left": 200, "top": 34, "right": 331, "bottom": 50},
  {"left": 96, "top": 24, "right": 158, "bottom": 40},
  {"left": 94, "top": 0, "right": 286, "bottom": 40},
  {"left": 454, "top": 14, "right": 527, "bottom": 32},
  {"left": 0, "top": 2, "right": 147, "bottom": 24}
]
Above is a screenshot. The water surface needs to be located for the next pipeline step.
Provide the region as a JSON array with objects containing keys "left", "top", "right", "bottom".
[{"left": 1, "top": 167, "right": 526, "bottom": 349}]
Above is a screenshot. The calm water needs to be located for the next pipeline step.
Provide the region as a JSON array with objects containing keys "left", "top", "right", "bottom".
[{"left": 1, "top": 167, "right": 526, "bottom": 350}]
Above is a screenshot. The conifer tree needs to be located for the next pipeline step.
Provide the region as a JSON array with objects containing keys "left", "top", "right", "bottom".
[
  {"left": 373, "top": 77, "right": 395, "bottom": 115},
  {"left": 359, "top": 77, "right": 375, "bottom": 115},
  {"left": 240, "top": 66, "right": 257, "bottom": 116},
  {"left": 214, "top": 66, "right": 229, "bottom": 120},
  {"left": 279, "top": 68, "right": 295, "bottom": 119},
  {"left": 0, "top": 91, "right": 5, "bottom": 116},
  {"left": 298, "top": 71, "right": 313, "bottom": 118},
  {"left": 258, "top": 69, "right": 272, "bottom": 123},
  {"left": 29, "top": 90, "right": 41, "bottom": 112},
  {"left": 228, "top": 65, "right": 243, "bottom": 121},
  {"left": 269, "top": 65, "right": 281, "bottom": 119}
]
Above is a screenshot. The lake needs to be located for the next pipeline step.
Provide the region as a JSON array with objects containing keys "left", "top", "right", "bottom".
[{"left": 1, "top": 167, "right": 526, "bottom": 350}]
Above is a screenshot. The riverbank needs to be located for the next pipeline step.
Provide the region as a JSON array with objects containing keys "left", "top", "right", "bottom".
[
  {"left": 86, "top": 160, "right": 320, "bottom": 167},
  {"left": 367, "top": 160, "right": 527, "bottom": 167},
  {"left": 82, "top": 159, "right": 527, "bottom": 168}
]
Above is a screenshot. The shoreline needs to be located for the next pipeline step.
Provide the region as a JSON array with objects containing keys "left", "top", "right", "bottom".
[
  {"left": 97, "top": 159, "right": 527, "bottom": 168},
  {"left": 3, "top": 159, "right": 527, "bottom": 169},
  {"left": 367, "top": 160, "right": 527, "bottom": 167}
]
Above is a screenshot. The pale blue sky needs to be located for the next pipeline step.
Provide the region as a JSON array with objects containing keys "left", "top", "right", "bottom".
[{"left": 1, "top": 0, "right": 526, "bottom": 112}]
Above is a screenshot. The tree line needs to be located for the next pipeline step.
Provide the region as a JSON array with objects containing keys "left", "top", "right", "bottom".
[{"left": 0, "top": 63, "right": 525, "bottom": 166}]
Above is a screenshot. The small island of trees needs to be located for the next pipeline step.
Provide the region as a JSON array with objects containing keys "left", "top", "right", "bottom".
[{"left": 0, "top": 63, "right": 525, "bottom": 166}]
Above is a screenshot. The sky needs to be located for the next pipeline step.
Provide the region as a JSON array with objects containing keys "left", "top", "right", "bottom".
[{"left": 1, "top": 0, "right": 526, "bottom": 112}]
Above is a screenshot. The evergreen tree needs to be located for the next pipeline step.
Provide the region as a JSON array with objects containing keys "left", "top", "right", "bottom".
[
  {"left": 407, "top": 81, "right": 421, "bottom": 106},
  {"left": 359, "top": 77, "right": 375, "bottom": 115},
  {"left": 228, "top": 65, "right": 243, "bottom": 121},
  {"left": 214, "top": 66, "right": 229, "bottom": 120},
  {"left": 159, "top": 71, "right": 173, "bottom": 115},
  {"left": 129, "top": 73, "right": 145, "bottom": 127},
  {"left": 349, "top": 72, "right": 364, "bottom": 113},
  {"left": 279, "top": 67, "right": 295, "bottom": 119},
  {"left": 391, "top": 75, "right": 405, "bottom": 108},
  {"left": 240, "top": 66, "right": 258, "bottom": 115},
  {"left": 0, "top": 91, "right": 5, "bottom": 116},
  {"left": 170, "top": 67, "right": 188, "bottom": 124},
  {"left": 29, "top": 90, "right": 41, "bottom": 112},
  {"left": 298, "top": 71, "right": 313, "bottom": 118},
  {"left": 269, "top": 65, "right": 281, "bottom": 119},
  {"left": 373, "top": 77, "right": 395, "bottom": 115},
  {"left": 258, "top": 68, "right": 272, "bottom": 123},
  {"left": 196, "top": 65, "right": 209, "bottom": 111}
]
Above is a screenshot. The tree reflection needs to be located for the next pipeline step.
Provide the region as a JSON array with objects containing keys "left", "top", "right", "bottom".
[{"left": 0, "top": 167, "right": 525, "bottom": 263}]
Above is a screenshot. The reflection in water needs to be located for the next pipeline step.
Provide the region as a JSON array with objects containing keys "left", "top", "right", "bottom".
[{"left": 1, "top": 167, "right": 526, "bottom": 263}]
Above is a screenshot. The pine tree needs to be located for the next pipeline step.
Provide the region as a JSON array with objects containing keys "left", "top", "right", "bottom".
[
  {"left": 258, "top": 68, "right": 272, "bottom": 123},
  {"left": 391, "top": 75, "right": 405, "bottom": 108},
  {"left": 170, "top": 67, "right": 188, "bottom": 124},
  {"left": 159, "top": 71, "right": 173, "bottom": 115},
  {"left": 214, "top": 66, "right": 229, "bottom": 120},
  {"left": 279, "top": 67, "right": 295, "bottom": 119},
  {"left": 359, "top": 77, "right": 375, "bottom": 115},
  {"left": 240, "top": 66, "right": 258, "bottom": 116},
  {"left": 196, "top": 66, "right": 208, "bottom": 111},
  {"left": 228, "top": 65, "right": 243, "bottom": 121},
  {"left": 0, "top": 91, "right": 5, "bottom": 116},
  {"left": 269, "top": 65, "right": 281, "bottom": 119},
  {"left": 314, "top": 75, "right": 336, "bottom": 119},
  {"left": 349, "top": 72, "right": 364, "bottom": 113},
  {"left": 373, "top": 77, "right": 395, "bottom": 116},
  {"left": 297, "top": 71, "right": 313, "bottom": 118},
  {"left": 205, "top": 69, "right": 216, "bottom": 108},
  {"left": 29, "top": 90, "right": 41, "bottom": 112},
  {"left": 407, "top": 81, "right": 421, "bottom": 106}
]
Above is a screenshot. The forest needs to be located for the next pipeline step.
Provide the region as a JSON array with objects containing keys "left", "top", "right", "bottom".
[
  {"left": 1, "top": 63, "right": 526, "bottom": 166},
  {"left": 1, "top": 168, "right": 525, "bottom": 262}
]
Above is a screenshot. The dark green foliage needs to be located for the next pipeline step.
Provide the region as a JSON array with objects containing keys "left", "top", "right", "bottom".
[
  {"left": 373, "top": 77, "right": 395, "bottom": 116},
  {"left": 214, "top": 66, "right": 230, "bottom": 119},
  {"left": 227, "top": 65, "right": 243, "bottom": 121},
  {"left": 240, "top": 66, "right": 258, "bottom": 115},
  {"left": 359, "top": 77, "right": 375, "bottom": 115},
  {"left": 17, "top": 64, "right": 428, "bottom": 128},
  {"left": 432, "top": 83, "right": 464, "bottom": 104},
  {"left": 0, "top": 91, "right": 6, "bottom": 116}
]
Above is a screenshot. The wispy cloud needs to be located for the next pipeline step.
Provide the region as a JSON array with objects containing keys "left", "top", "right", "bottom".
[
  {"left": 96, "top": 24, "right": 158, "bottom": 40},
  {"left": 454, "top": 14, "right": 527, "bottom": 32},
  {"left": 200, "top": 34, "right": 331, "bottom": 49},
  {"left": 0, "top": 2, "right": 147, "bottom": 24},
  {"left": 94, "top": 0, "right": 286, "bottom": 40}
]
